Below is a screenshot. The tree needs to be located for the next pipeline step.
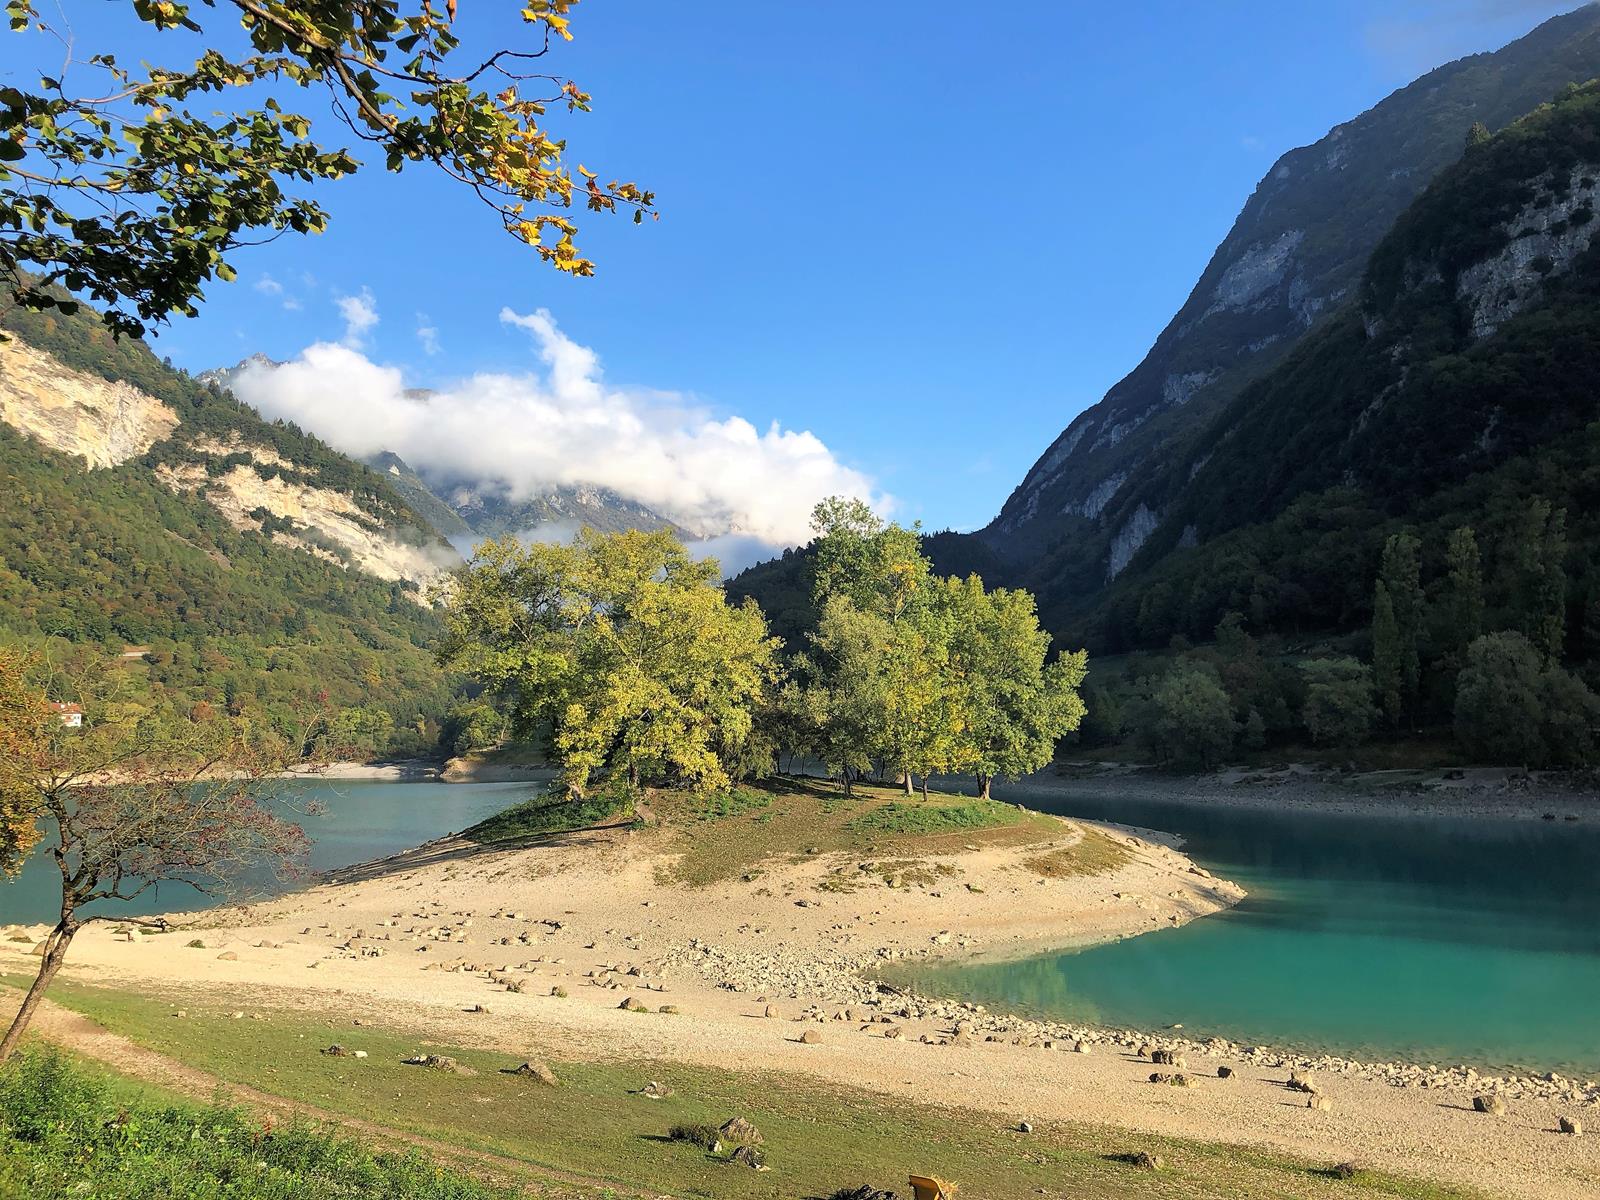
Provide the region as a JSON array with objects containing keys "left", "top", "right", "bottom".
[
  {"left": 0, "top": 654, "right": 313, "bottom": 1062},
  {"left": 1300, "top": 657, "right": 1378, "bottom": 748},
  {"left": 1466, "top": 120, "right": 1491, "bottom": 148},
  {"left": 1, "top": 0, "right": 654, "bottom": 338},
  {"left": 808, "top": 497, "right": 928, "bottom": 622},
  {"left": 1440, "top": 526, "right": 1483, "bottom": 656},
  {"left": 1372, "top": 532, "right": 1421, "bottom": 725},
  {"left": 1505, "top": 501, "right": 1568, "bottom": 665},
  {"left": 940, "top": 575, "right": 1086, "bottom": 799},
  {"left": 1454, "top": 631, "right": 1600, "bottom": 767},
  {"left": 438, "top": 529, "right": 779, "bottom": 795},
  {"left": 1137, "top": 664, "right": 1236, "bottom": 768}
]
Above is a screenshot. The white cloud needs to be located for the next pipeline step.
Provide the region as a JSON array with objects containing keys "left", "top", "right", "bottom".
[
  {"left": 416, "top": 316, "right": 441, "bottom": 356},
  {"left": 335, "top": 287, "right": 379, "bottom": 347},
  {"left": 229, "top": 306, "right": 885, "bottom": 549},
  {"left": 254, "top": 273, "right": 302, "bottom": 311}
]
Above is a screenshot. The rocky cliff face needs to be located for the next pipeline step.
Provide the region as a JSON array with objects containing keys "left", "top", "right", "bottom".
[
  {"left": 0, "top": 339, "right": 180, "bottom": 468},
  {"left": 0, "top": 340, "right": 453, "bottom": 595},
  {"left": 979, "top": 7, "right": 1600, "bottom": 604}
]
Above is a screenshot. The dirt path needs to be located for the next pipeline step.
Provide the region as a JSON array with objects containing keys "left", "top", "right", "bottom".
[{"left": 18, "top": 992, "right": 651, "bottom": 1199}]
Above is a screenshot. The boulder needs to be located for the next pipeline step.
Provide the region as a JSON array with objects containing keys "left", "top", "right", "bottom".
[
  {"left": 1216, "top": 1066, "right": 1235, "bottom": 1079},
  {"left": 1472, "top": 1094, "right": 1506, "bottom": 1116},
  {"left": 1559, "top": 1116, "right": 1583, "bottom": 1135},
  {"left": 800, "top": 1029, "right": 822, "bottom": 1045},
  {"left": 730, "top": 1144, "right": 767, "bottom": 1170},
  {"left": 403, "top": 1054, "right": 475, "bottom": 1075},
  {"left": 1287, "top": 1070, "right": 1319, "bottom": 1094},
  {"left": 1330, "top": 1162, "right": 1359, "bottom": 1181},
  {"left": 639, "top": 1080, "right": 674, "bottom": 1099},
  {"left": 1307, "top": 1095, "right": 1332, "bottom": 1112},
  {"left": 1129, "top": 1152, "right": 1163, "bottom": 1171},
  {"left": 1151, "top": 1049, "right": 1185, "bottom": 1068},
  {"left": 505, "top": 1061, "right": 559, "bottom": 1086}
]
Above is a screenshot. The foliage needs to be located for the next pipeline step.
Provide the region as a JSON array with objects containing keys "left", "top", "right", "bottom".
[
  {"left": 438, "top": 529, "right": 779, "bottom": 794},
  {"left": 1300, "top": 658, "right": 1379, "bottom": 748},
  {"left": 1372, "top": 532, "right": 1421, "bottom": 725},
  {"left": 1453, "top": 631, "right": 1600, "bottom": 766},
  {"left": 0, "top": 0, "right": 653, "bottom": 339},
  {"left": 0, "top": 653, "right": 316, "bottom": 1060},
  {"left": 438, "top": 700, "right": 506, "bottom": 759},
  {"left": 792, "top": 500, "right": 1086, "bottom": 794},
  {"left": 0, "top": 1050, "right": 508, "bottom": 1199},
  {"left": 1134, "top": 663, "right": 1237, "bottom": 768}
]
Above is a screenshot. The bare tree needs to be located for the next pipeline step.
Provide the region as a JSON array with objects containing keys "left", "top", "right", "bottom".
[{"left": 0, "top": 650, "right": 320, "bottom": 1062}]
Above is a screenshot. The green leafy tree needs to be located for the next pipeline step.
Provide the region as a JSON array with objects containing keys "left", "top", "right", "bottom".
[
  {"left": 1440, "top": 526, "right": 1484, "bottom": 655},
  {"left": 1, "top": 0, "right": 653, "bottom": 338},
  {"left": 940, "top": 575, "right": 1086, "bottom": 798},
  {"left": 1300, "top": 657, "right": 1379, "bottom": 748},
  {"left": 1136, "top": 663, "right": 1236, "bottom": 768},
  {"left": 438, "top": 529, "right": 778, "bottom": 795},
  {"left": 1372, "top": 531, "right": 1422, "bottom": 724},
  {"left": 1454, "top": 631, "right": 1600, "bottom": 766}
]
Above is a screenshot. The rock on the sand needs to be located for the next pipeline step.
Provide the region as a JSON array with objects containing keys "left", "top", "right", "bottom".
[
  {"left": 1307, "top": 1095, "right": 1333, "bottom": 1112},
  {"left": 1472, "top": 1094, "right": 1506, "bottom": 1116},
  {"left": 800, "top": 1029, "right": 822, "bottom": 1045},
  {"left": 1559, "top": 1116, "right": 1583, "bottom": 1135}
]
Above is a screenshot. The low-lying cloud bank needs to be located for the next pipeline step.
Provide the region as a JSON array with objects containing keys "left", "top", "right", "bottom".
[{"left": 230, "top": 306, "right": 883, "bottom": 552}]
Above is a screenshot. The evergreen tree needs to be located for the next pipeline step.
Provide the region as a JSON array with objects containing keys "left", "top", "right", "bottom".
[
  {"left": 1466, "top": 120, "right": 1491, "bottom": 148},
  {"left": 1537, "top": 507, "right": 1569, "bottom": 665}
]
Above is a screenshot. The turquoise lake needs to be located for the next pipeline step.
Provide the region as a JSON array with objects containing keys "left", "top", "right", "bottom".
[
  {"left": 898, "top": 785, "right": 1600, "bottom": 1077},
  {"left": 0, "top": 780, "right": 538, "bottom": 926},
  {"left": 5, "top": 777, "right": 1599, "bottom": 1075}
]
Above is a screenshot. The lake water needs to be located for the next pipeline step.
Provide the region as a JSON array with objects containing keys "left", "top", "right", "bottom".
[
  {"left": 0, "top": 780, "right": 538, "bottom": 927},
  {"left": 894, "top": 785, "right": 1600, "bottom": 1076}
]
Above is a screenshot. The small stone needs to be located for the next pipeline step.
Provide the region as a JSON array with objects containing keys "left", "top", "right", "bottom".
[
  {"left": 1129, "top": 1151, "right": 1163, "bottom": 1171},
  {"left": 505, "top": 1061, "right": 558, "bottom": 1086},
  {"left": 1016, "top": 1120, "right": 1033, "bottom": 1133},
  {"left": 216, "top": 951, "right": 237, "bottom": 961}
]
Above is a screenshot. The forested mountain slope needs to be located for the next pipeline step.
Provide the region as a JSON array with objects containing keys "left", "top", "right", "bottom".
[
  {"left": 1077, "top": 80, "right": 1600, "bottom": 663},
  {"left": 0, "top": 303, "right": 460, "bottom": 748},
  {"left": 978, "top": 7, "right": 1600, "bottom": 618}
]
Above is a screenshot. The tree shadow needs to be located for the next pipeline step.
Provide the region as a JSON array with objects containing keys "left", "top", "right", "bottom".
[{"left": 321, "top": 821, "right": 630, "bottom": 886}]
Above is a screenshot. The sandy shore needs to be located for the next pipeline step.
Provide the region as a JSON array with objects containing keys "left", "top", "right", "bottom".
[{"left": 4, "top": 802, "right": 1597, "bottom": 1200}]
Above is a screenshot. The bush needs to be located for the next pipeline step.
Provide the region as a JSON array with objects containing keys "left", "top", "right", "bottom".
[
  {"left": 1300, "top": 657, "right": 1379, "bottom": 748},
  {"left": 0, "top": 1050, "right": 506, "bottom": 1198}
]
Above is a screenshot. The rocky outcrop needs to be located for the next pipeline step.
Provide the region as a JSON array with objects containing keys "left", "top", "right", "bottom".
[
  {"left": 1456, "top": 166, "right": 1600, "bottom": 338},
  {"left": 156, "top": 455, "right": 451, "bottom": 593},
  {"left": 0, "top": 339, "right": 179, "bottom": 468}
]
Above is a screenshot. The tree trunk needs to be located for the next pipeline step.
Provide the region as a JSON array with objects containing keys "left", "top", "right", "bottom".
[
  {"left": 0, "top": 920, "right": 75, "bottom": 1063},
  {"left": 902, "top": 771, "right": 913, "bottom": 796},
  {"left": 920, "top": 774, "right": 930, "bottom": 801},
  {"left": 978, "top": 774, "right": 991, "bottom": 801}
]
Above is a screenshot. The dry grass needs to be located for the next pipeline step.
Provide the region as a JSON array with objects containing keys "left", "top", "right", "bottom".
[{"left": 1023, "top": 826, "right": 1135, "bottom": 879}]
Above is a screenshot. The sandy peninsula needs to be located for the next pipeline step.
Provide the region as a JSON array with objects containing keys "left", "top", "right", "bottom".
[{"left": 3, "top": 790, "right": 1596, "bottom": 1200}]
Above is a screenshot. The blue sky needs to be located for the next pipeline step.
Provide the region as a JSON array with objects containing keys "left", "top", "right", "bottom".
[{"left": 31, "top": 1, "right": 1594, "bottom": 538}]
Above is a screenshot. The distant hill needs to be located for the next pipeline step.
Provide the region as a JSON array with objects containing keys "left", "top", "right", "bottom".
[
  {"left": 0, "top": 301, "right": 460, "bottom": 747},
  {"left": 973, "top": 7, "right": 1600, "bottom": 627},
  {"left": 1073, "top": 78, "right": 1600, "bottom": 663}
]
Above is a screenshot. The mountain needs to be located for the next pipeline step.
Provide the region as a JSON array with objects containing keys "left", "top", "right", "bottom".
[
  {"left": 1077, "top": 78, "right": 1600, "bottom": 660},
  {"left": 0, "top": 299, "right": 461, "bottom": 747},
  {"left": 978, "top": 7, "right": 1600, "bottom": 626}
]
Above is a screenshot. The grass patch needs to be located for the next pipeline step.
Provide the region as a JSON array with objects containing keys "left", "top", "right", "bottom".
[
  {"left": 17, "top": 979, "right": 1483, "bottom": 1200},
  {"left": 651, "top": 778, "right": 1058, "bottom": 888},
  {"left": 463, "top": 785, "right": 635, "bottom": 846},
  {"left": 0, "top": 1049, "right": 515, "bottom": 1200},
  {"left": 847, "top": 798, "right": 1021, "bottom": 837},
  {"left": 1024, "top": 827, "right": 1135, "bottom": 879}
]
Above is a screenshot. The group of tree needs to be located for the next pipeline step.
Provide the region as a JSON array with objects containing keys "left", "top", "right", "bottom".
[
  {"left": 438, "top": 502, "right": 1089, "bottom": 800},
  {"left": 777, "top": 500, "right": 1087, "bottom": 798}
]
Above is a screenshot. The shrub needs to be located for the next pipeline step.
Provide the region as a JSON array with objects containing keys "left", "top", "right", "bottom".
[
  {"left": 1300, "top": 657, "right": 1379, "bottom": 747},
  {"left": 848, "top": 799, "right": 1019, "bottom": 836}
]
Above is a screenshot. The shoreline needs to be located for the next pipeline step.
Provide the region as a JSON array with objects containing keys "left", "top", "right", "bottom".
[{"left": 5, "top": 792, "right": 1598, "bottom": 1198}]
